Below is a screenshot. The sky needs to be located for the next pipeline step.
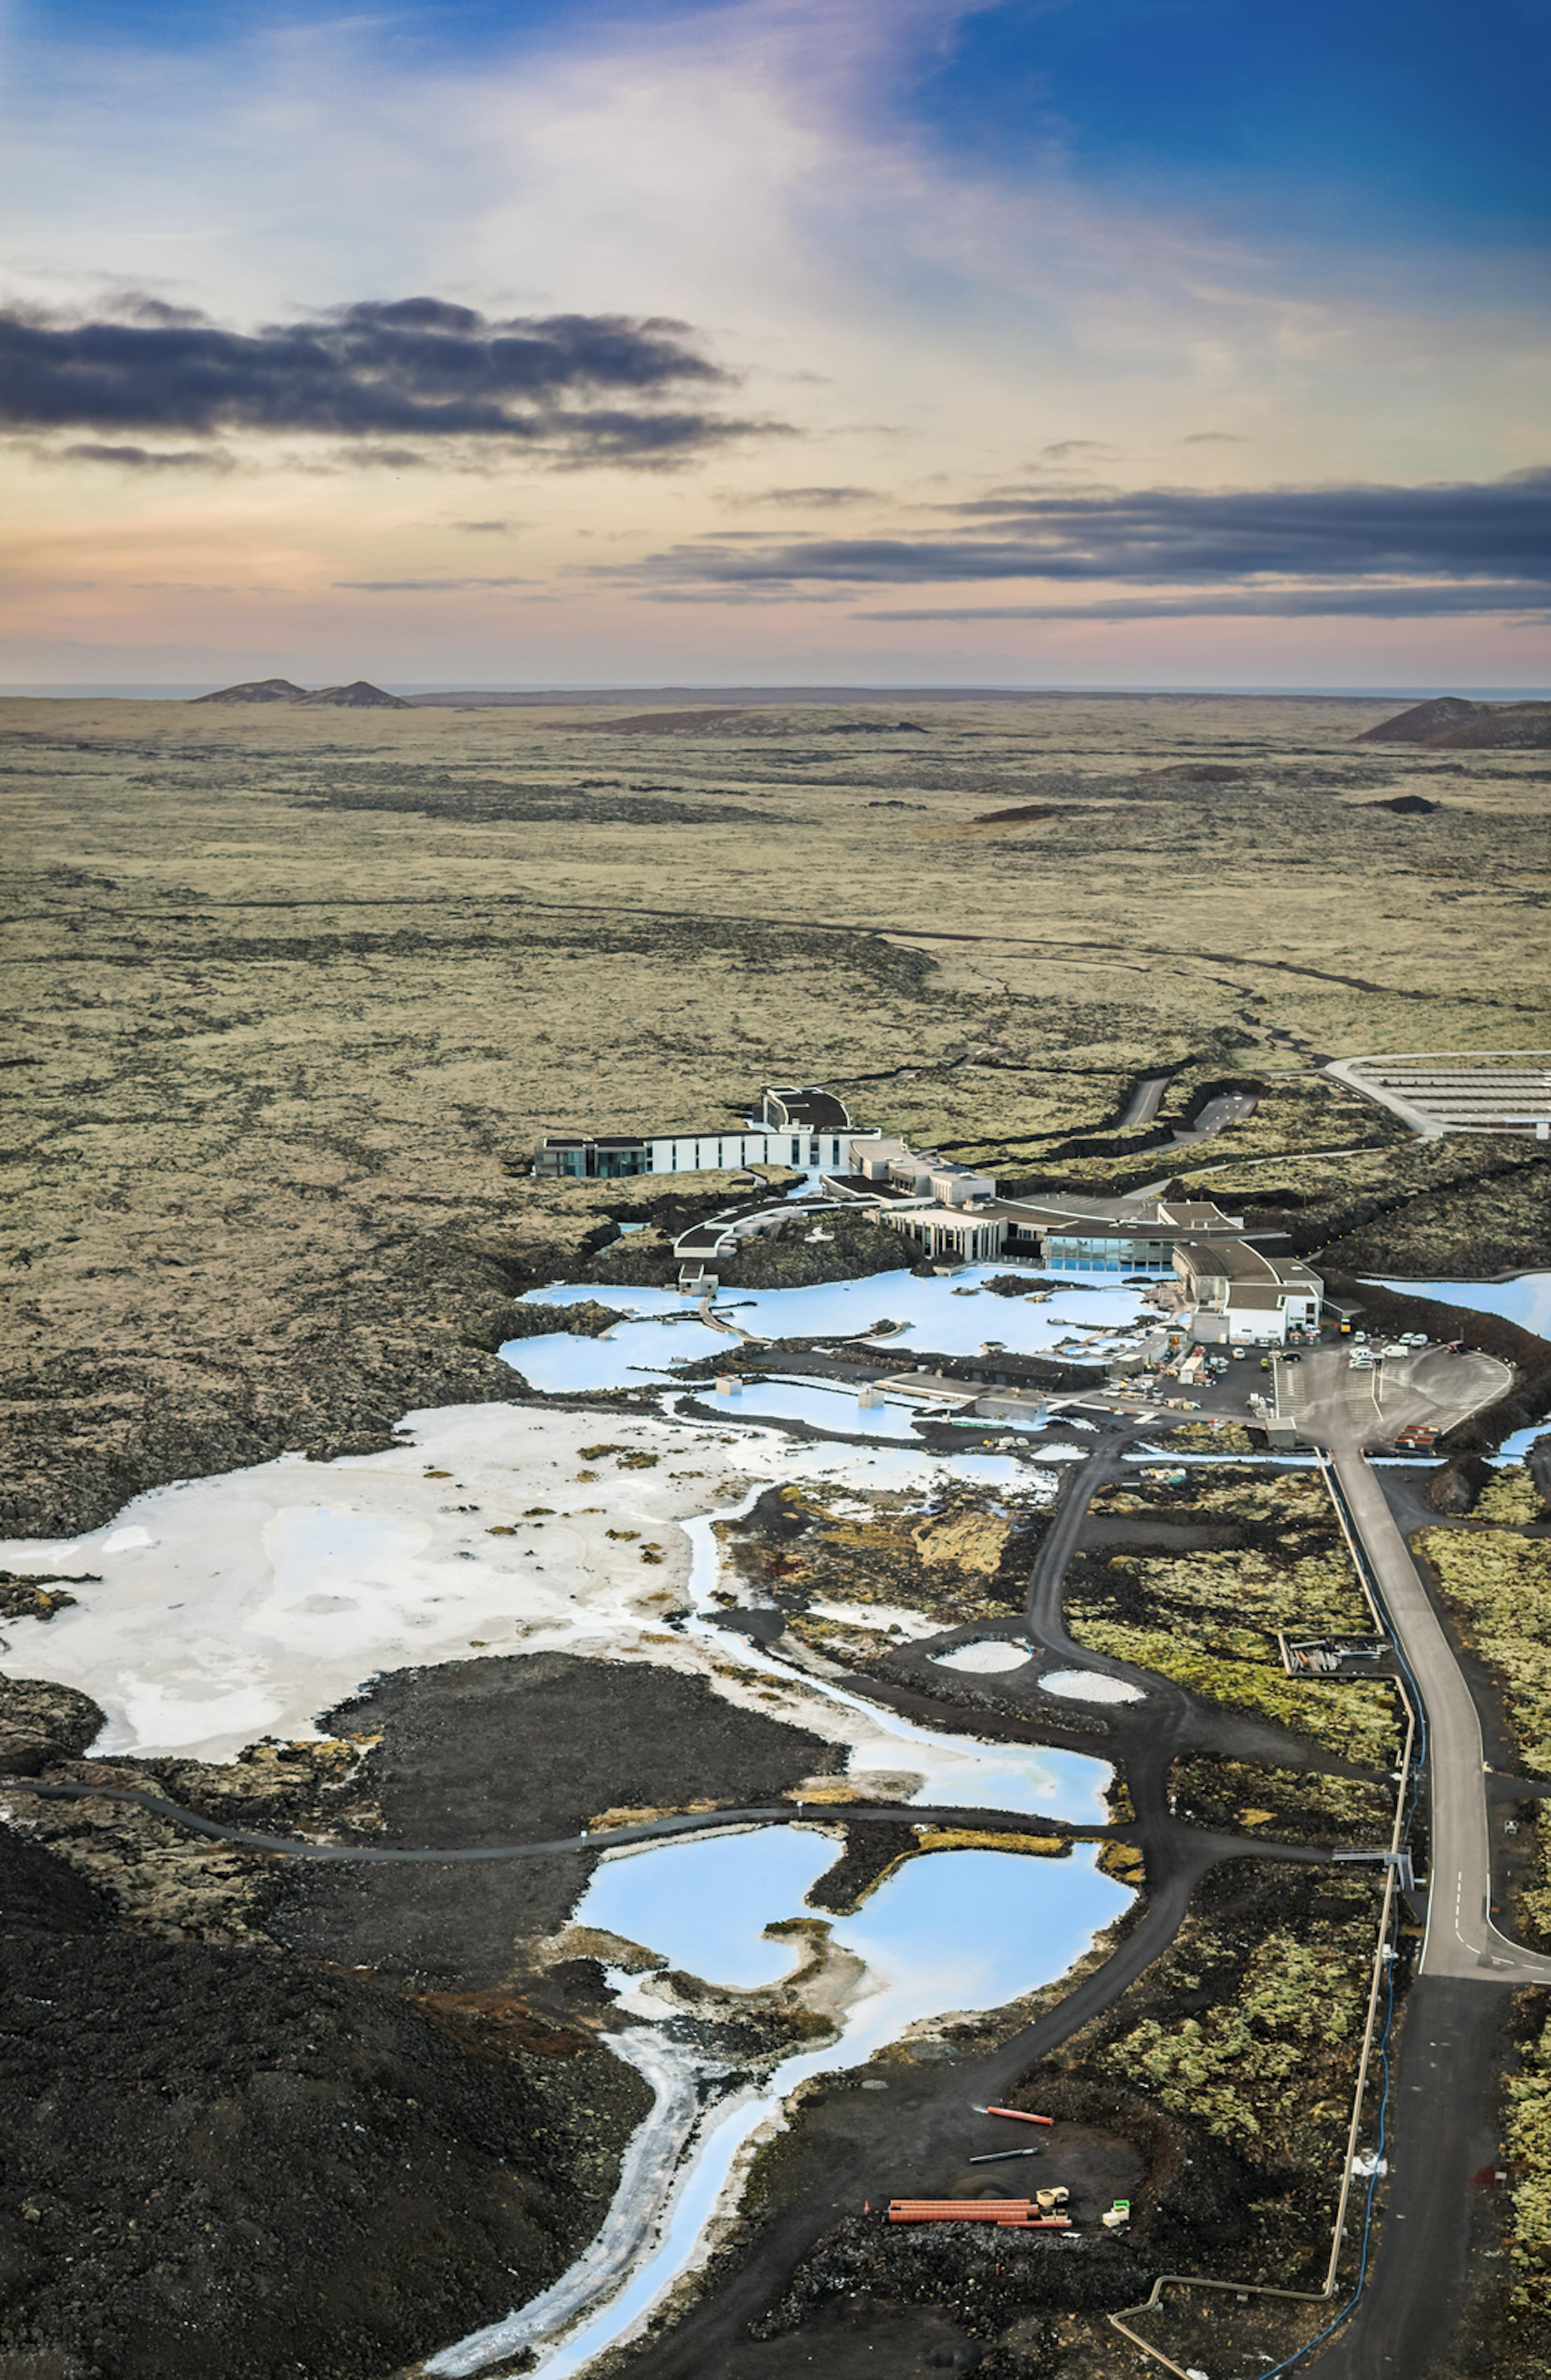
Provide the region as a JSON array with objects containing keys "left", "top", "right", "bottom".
[{"left": 1, "top": 0, "right": 1548, "bottom": 689}]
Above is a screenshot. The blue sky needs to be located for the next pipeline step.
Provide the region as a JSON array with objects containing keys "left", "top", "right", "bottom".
[
  {"left": 2, "top": 0, "right": 1547, "bottom": 685},
  {"left": 29, "top": 0, "right": 1549, "bottom": 235},
  {"left": 917, "top": 0, "right": 1551, "bottom": 239}
]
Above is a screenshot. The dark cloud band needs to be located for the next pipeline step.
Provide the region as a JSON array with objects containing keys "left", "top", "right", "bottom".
[
  {"left": 854, "top": 583, "right": 1551, "bottom": 622},
  {"left": 1, "top": 297, "right": 778, "bottom": 465},
  {"left": 604, "top": 468, "right": 1551, "bottom": 619}
]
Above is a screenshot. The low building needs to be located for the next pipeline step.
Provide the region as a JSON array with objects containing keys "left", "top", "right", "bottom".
[
  {"left": 1173, "top": 1238, "right": 1323, "bottom": 1343},
  {"left": 984, "top": 1193, "right": 1245, "bottom": 1275},
  {"left": 533, "top": 1084, "right": 872, "bottom": 1178},
  {"left": 762, "top": 1085, "right": 852, "bottom": 1135},
  {"left": 877, "top": 1203, "right": 1007, "bottom": 1266}
]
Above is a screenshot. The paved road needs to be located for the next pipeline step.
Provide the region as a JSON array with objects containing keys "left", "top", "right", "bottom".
[
  {"left": 1168, "top": 1089, "right": 1258, "bottom": 1147},
  {"left": 1311, "top": 1977, "right": 1511, "bottom": 2380},
  {"left": 1118, "top": 1072, "right": 1171, "bottom": 1130},
  {"left": 0, "top": 1780, "right": 1114, "bottom": 1862},
  {"left": 1281, "top": 1344, "right": 1551, "bottom": 1983}
]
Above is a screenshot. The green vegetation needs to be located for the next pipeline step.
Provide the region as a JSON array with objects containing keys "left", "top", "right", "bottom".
[
  {"left": 1168, "top": 1755, "right": 1393, "bottom": 1848},
  {"left": 1477, "top": 1465, "right": 1547, "bottom": 1526},
  {"left": 1519, "top": 1806, "right": 1551, "bottom": 1952},
  {"left": 1070, "top": 1614, "right": 1399, "bottom": 1763},
  {"left": 1098, "top": 1895, "right": 1376, "bottom": 2153},
  {"left": 1506, "top": 2005, "right": 1551, "bottom": 2327},
  {"left": 1067, "top": 1484, "right": 1400, "bottom": 1763},
  {"left": 1160, "top": 1420, "right": 1257, "bottom": 1452},
  {"left": 1418, "top": 1529, "right": 1551, "bottom": 1776}
]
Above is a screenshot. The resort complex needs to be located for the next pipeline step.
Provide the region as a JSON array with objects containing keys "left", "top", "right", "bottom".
[{"left": 540, "top": 1081, "right": 1327, "bottom": 1345}]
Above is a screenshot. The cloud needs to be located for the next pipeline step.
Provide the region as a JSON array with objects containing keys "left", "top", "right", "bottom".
[
  {"left": 334, "top": 576, "right": 532, "bottom": 591},
  {"left": 732, "top": 484, "right": 881, "bottom": 507},
  {"left": 601, "top": 468, "right": 1551, "bottom": 617},
  {"left": 1181, "top": 431, "right": 1247, "bottom": 445},
  {"left": 452, "top": 518, "right": 510, "bottom": 532},
  {"left": 855, "top": 583, "right": 1551, "bottom": 622},
  {"left": 0, "top": 296, "right": 784, "bottom": 467},
  {"left": 1039, "top": 439, "right": 1121, "bottom": 461},
  {"left": 59, "top": 440, "right": 233, "bottom": 470}
]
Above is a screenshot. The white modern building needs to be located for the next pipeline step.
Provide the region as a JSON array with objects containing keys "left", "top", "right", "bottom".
[
  {"left": 532, "top": 1085, "right": 874, "bottom": 1179},
  {"left": 1173, "top": 1238, "right": 1323, "bottom": 1344}
]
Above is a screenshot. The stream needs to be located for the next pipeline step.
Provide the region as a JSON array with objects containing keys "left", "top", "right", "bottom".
[{"left": 423, "top": 1420, "right": 1128, "bottom": 2380}]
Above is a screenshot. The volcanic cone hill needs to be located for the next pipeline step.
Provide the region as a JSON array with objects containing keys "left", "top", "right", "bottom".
[
  {"left": 1356, "top": 695, "right": 1488, "bottom": 741},
  {"left": 189, "top": 678, "right": 307, "bottom": 705},
  {"left": 297, "top": 680, "right": 412, "bottom": 709},
  {"left": 192, "top": 678, "right": 409, "bottom": 709},
  {"left": 1357, "top": 695, "right": 1551, "bottom": 749},
  {"left": 1428, "top": 700, "right": 1551, "bottom": 749}
]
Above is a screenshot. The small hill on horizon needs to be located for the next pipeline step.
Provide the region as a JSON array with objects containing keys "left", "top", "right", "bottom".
[
  {"left": 190, "top": 678, "right": 308, "bottom": 705},
  {"left": 1357, "top": 695, "right": 1551, "bottom": 750},
  {"left": 1428, "top": 701, "right": 1551, "bottom": 750},
  {"left": 191, "top": 678, "right": 410, "bottom": 710},
  {"left": 1356, "top": 696, "right": 1488, "bottom": 742}
]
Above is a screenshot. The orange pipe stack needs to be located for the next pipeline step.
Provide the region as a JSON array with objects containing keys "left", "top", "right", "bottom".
[{"left": 887, "top": 2201, "right": 1070, "bottom": 2229}]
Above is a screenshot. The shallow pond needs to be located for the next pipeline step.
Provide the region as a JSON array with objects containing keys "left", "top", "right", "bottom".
[
  {"left": 575, "top": 1828, "right": 838, "bottom": 1989},
  {"left": 1367, "top": 1272, "right": 1551, "bottom": 1339},
  {"left": 432, "top": 1830, "right": 1129, "bottom": 2379},
  {"left": 1492, "top": 1420, "right": 1550, "bottom": 1463},
  {"left": 1041, "top": 1668, "right": 1145, "bottom": 1705},
  {"left": 509, "top": 1265, "right": 1151, "bottom": 1372}
]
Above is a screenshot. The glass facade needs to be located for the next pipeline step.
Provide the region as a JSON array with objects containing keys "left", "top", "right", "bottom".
[{"left": 1045, "top": 1234, "right": 1173, "bottom": 1274}]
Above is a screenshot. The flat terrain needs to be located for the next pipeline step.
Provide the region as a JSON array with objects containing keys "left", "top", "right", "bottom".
[{"left": 4, "top": 690, "right": 1551, "bottom": 1535}]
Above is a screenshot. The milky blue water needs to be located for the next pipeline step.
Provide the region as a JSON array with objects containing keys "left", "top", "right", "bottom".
[
  {"left": 1491, "top": 1422, "right": 1549, "bottom": 1465},
  {"left": 576, "top": 1829, "right": 837, "bottom": 1988},
  {"left": 1368, "top": 1273, "right": 1551, "bottom": 1340},
  {"left": 574, "top": 1823, "right": 1128, "bottom": 2018},
  {"left": 507, "top": 1266, "right": 1150, "bottom": 1368}
]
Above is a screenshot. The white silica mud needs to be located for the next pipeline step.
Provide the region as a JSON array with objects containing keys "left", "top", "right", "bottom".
[
  {"left": 928, "top": 1640, "right": 1033, "bottom": 1675},
  {"left": 428, "top": 1831, "right": 1130, "bottom": 2380},
  {"left": 1040, "top": 1669, "right": 1146, "bottom": 1706}
]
